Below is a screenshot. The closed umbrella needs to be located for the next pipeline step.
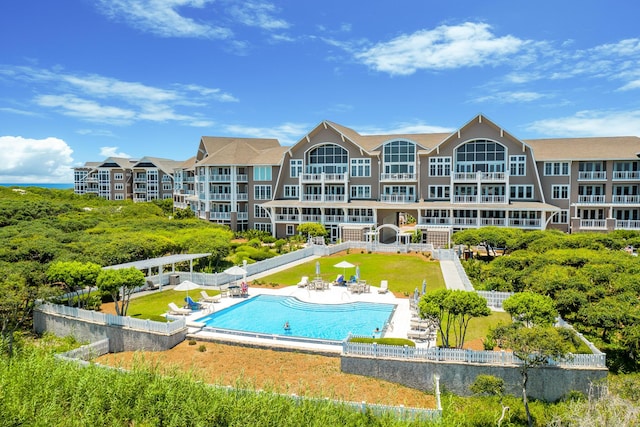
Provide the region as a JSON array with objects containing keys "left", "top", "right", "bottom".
[
  {"left": 422, "top": 279, "right": 427, "bottom": 295},
  {"left": 355, "top": 265, "right": 361, "bottom": 280}
]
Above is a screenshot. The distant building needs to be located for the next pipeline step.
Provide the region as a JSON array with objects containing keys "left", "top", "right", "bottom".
[{"left": 73, "top": 156, "right": 183, "bottom": 201}]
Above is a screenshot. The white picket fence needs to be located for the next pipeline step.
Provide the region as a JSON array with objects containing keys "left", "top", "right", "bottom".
[
  {"left": 342, "top": 339, "right": 606, "bottom": 368},
  {"left": 37, "top": 303, "right": 186, "bottom": 334}
]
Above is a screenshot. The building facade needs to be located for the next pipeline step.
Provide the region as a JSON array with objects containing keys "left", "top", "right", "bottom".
[
  {"left": 173, "top": 114, "right": 640, "bottom": 244},
  {"left": 74, "top": 157, "right": 183, "bottom": 201}
]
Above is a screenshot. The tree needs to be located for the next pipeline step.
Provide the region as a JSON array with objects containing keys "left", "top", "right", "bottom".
[
  {"left": 0, "top": 262, "right": 54, "bottom": 357},
  {"left": 46, "top": 261, "right": 102, "bottom": 308},
  {"left": 503, "top": 292, "right": 558, "bottom": 327},
  {"left": 296, "top": 223, "right": 327, "bottom": 239},
  {"left": 96, "top": 267, "right": 145, "bottom": 316},
  {"left": 419, "top": 289, "right": 490, "bottom": 348},
  {"left": 470, "top": 375, "right": 509, "bottom": 427},
  {"left": 492, "top": 324, "right": 571, "bottom": 427}
]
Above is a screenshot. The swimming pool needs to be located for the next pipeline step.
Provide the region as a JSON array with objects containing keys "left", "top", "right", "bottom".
[{"left": 196, "top": 294, "right": 396, "bottom": 342}]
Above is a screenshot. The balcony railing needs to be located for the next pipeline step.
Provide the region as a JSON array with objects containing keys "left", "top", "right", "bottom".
[
  {"left": 453, "top": 172, "right": 506, "bottom": 182},
  {"left": 380, "top": 173, "right": 416, "bottom": 181},
  {"left": 578, "top": 171, "right": 607, "bottom": 181},
  {"left": 613, "top": 171, "right": 640, "bottom": 180},
  {"left": 134, "top": 177, "right": 147, "bottom": 182},
  {"left": 580, "top": 219, "right": 607, "bottom": 229},
  {"left": 480, "top": 218, "right": 506, "bottom": 226},
  {"left": 276, "top": 214, "right": 299, "bottom": 221},
  {"left": 418, "top": 218, "right": 452, "bottom": 226},
  {"left": 577, "top": 195, "right": 606, "bottom": 204},
  {"left": 612, "top": 195, "right": 640, "bottom": 204},
  {"left": 346, "top": 216, "right": 374, "bottom": 223},
  {"left": 209, "top": 193, "right": 232, "bottom": 201},
  {"left": 453, "top": 195, "right": 477, "bottom": 204},
  {"left": 616, "top": 219, "right": 640, "bottom": 230},
  {"left": 301, "top": 215, "right": 322, "bottom": 222},
  {"left": 237, "top": 193, "right": 248, "bottom": 201},
  {"left": 209, "top": 174, "right": 231, "bottom": 182},
  {"left": 480, "top": 195, "right": 506, "bottom": 204},
  {"left": 209, "top": 212, "right": 231, "bottom": 220},
  {"left": 453, "top": 218, "right": 478, "bottom": 226},
  {"left": 237, "top": 212, "right": 248, "bottom": 220},
  {"left": 380, "top": 194, "right": 415, "bottom": 203},
  {"left": 324, "top": 215, "right": 345, "bottom": 223},
  {"left": 300, "top": 172, "right": 347, "bottom": 183},
  {"left": 324, "top": 194, "right": 346, "bottom": 202},
  {"left": 301, "top": 194, "right": 323, "bottom": 202},
  {"left": 236, "top": 174, "right": 248, "bottom": 182},
  {"left": 508, "top": 218, "right": 541, "bottom": 228}
]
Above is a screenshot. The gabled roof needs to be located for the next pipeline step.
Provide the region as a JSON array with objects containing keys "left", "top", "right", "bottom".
[
  {"left": 98, "top": 157, "right": 137, "bottom": 169},
  {"left": 198, "top": 137, "right": 284, "bottom": 166},
  {"left": 525, "top": 136, "right": 640, "bottom": 161},
  {"left": 176, "top": 156, "right": 197, "bottom": 171},
  {"left": 133, "top": 157, "right": 185, "bottom": 175}
]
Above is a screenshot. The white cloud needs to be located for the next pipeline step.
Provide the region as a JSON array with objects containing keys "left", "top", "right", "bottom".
[
  {"left": 526, "top": 110, "right": 640, "bottom": 137},
  {"left": 96, "top": 0, "right": 232, "bottom": 39},
  {"left": 223, "top": 122, "right": 310, "bottom": 145},
  {"left": 359, "top": 121, "right": 454, "bottom": 135},
  {"left": 471, "top": 91, "right": 547, "bottom": 104},
  {"left": 2, "top": 65, "right": 235, "bottom": 127},
  {"left": 100, "top": 146, "right": 131, "bottom": 158},
  {"left": 228, "top": 1, "right": 289, "bottom": 30},
  {"left": 0, "top": 136, "right": 74, "bottom": 183},
  {"left": 354, "top": 22, "right": 525, "bottom": 75}
]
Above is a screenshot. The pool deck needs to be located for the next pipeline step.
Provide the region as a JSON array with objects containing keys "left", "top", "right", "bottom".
[{"left": 182, "top": 281, "right": 427, "bottom": 354}]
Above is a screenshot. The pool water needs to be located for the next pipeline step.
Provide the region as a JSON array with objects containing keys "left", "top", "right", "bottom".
[{"left": 196, "top": 294, "right": 396, "bottom": 341}]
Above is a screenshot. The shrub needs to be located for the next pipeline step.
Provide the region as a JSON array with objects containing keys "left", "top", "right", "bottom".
[{"left": 198, "top": 344, "right": 207, "bottom": 352}]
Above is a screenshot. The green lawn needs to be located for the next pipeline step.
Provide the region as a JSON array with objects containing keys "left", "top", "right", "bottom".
[
  {"left": 125, "top": 289, "right": 220, "bottom": 322},
  {"left": 256, "top": 252, "right": 445, "bottom": 296}
]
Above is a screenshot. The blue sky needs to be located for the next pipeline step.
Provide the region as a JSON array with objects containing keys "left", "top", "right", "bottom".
[{"left": 1, "top": 1, "right": 640, "bottom": 183}]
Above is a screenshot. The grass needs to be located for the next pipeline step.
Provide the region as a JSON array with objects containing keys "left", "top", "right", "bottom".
[
  {"left": 124, "top": 289, "right": 220, "bottom": 322},
  {"left": 256, "top": 251, "right": 444, "bottom": 296}
]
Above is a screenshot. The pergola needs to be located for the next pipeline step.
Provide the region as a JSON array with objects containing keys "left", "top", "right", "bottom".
[{"left": 103, "top": 253, "right": 211, "bottom": 289}]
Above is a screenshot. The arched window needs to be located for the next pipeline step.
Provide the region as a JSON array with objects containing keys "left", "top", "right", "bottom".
[
  {"left": 307, "top": 144, "right": 348, "bottom": 174},
  {"left": 383, "top": 140, "right": 415, "bottom": 174},
  {"left": 455, "top": 139, "right": 505, "bottom": 173}
]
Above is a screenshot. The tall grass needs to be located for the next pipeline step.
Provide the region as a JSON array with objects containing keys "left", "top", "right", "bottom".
[{"left": 0, "top": 349, "right": 432, "bottom": 427}]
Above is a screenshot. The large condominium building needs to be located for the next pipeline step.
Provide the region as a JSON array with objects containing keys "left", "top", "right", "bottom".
[
  {"left": 173, "top": 114, "right": 640, "bottom": 245},
  {"left": 74, "top": 156, "right": 184, "bottom": 201}
]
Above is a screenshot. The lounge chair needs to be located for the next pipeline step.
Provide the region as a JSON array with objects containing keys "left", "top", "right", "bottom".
[
  {"left": 168, "top": 302, "right": 192, "bottom": 315},
  {"left": 185, "top": 296, "right": 202, "bottom": 310},
  {"left": 378, "top": 280, "right": 388, "bottom": 294},
  {"left": 407, "top": 329, "right": 429, "bottom": 341},
  {"left": 348, "top": 275, "right": 357, "bottom": 284},
  {"left": 297, "top": 276, "right": 309, "bottom": 287},
  {"left": 200, "top": 290, "right": 221, "bottom": 303},
  {"left": 334, "top": 274, "right": 345, "bottom": 286}
]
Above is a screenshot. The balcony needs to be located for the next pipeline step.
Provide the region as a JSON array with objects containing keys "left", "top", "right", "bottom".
[
  {"left": 237, "top": 192, "right": 248, "bottom": 201},
  {"left": 324, "top": 194, "right": 346, "bottom": 202},
  {"left": 453, "top": 172, "right": 506, "bottom": 182},
  {"left": 453, "top": 195, "right": 477, "bottom": 204},
  {"left": 480, "top": 218, "right": 506, "bottom": 226},
  {"left": 580, "top": 219, "right": 607, "bottom": 229},
  {"left": 508, "top": 218, "right": 542, "bottom": 228},
  {"left": 134, "top": 176, "right": 147, "bottom": 182},
  {"left": 577, "top": 195, "right": 606, "bottom": 204},
  {"left": 183, "top": 176, "right": 195, "bottom": 183},
  {"left": 209, "top": 193, "right": 232, "bottom": 201},
  {"left": 418, "top": 218, "right": 452, "bottom": 226},
  {"left": 301, "top": 215, "right": 322, "bottom": 222},
  {"left": 453, "top": 218, "right": 478, "bottom": 226},
  {"left": 613, "top": 171, "right": 640, "bottom": 180},
  {"left": 209, "top": 212, "right": 231, "bottom": 220},
  {"left": 300, "top": 173, "right": 347, "bottom": 183},
  {"left": 209, "top": 175, "right": 231, "bottom": 182},
  {"left": 612, "top": 195, "right": 640, "bottom": 204},
  {"left": 380, "top": 194, "right": 416, "bottom": 203},
  {"left": 301, "top": 194, "right": 323, "bottom": 202},
  {"left": 324, "top": 215, "right": 345, "bottom": 223},
  {"left": 346, "top": 216, "right": 374, "bottom": 223},
  {"left": 578, "top": 171, "right": 607, "bottom": 181},
  {"left": 480, "top": 195, "right": 506, "bottom": 204},
  {"left": 237, "top": 212, "right": 248, "bottom": 220},
  {"left": 276, "top": 214, "right": 299, "bottom": 221},
  {"left": 616, "top": 219, "right": 640, "bottom": 230},
  {"left": 236, "top": 174, "right": 248, "bottom": 182},
  {"left": 380, "top": 173, "right": 416, "bottom": 182}
]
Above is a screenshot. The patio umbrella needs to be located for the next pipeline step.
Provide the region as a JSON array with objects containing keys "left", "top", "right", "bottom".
[
  {"left": 334, "top": 261, "right": 355, "bottom": 278},
  {"left": 174, "top": 280, "right": 200, "bottom": 298},
  {"left": 315, "top": 261, "right": 321, "bottom": 278},
  {"left": 422, "top": 279, "right": 427, "bottom": 295},
  {"left": 355, "top": 265, "right": 360, "bottom": 280}
]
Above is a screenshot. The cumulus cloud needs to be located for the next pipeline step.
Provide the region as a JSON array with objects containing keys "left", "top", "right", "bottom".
[
  {"left": 223, "top": 122, "right": 310, "bottom": 145},
  {"left": 354, "top": 22, "right": 525, "bottom": 76},
  {"left": 471, "top": 91, "right": 548, "bottom": 104},
  {"left": 0, "top": 136, "right": 74, "bottom": 183},
  {"left": 100, "top": 146, "right": 131, "bottom": 158}
]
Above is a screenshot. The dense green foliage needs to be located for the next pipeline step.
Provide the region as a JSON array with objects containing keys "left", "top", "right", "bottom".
[
  {"left": 349, "top": 337, "right": 416, "bottom": 347},
  {"left": 455, "top": 227, "right": 640, "bottom": 373}
]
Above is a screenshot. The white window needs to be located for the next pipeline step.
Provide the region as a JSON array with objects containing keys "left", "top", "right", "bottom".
[
  {"left": 509, "top": 155, "right": 526, "bottom": 176},
  {"left": 552, "top": 210, "right": 569, "bottom": 224},
  {"left": 510, "top": 185, "right": 533, "bottom": 199},
  {"left": 290, "top": 159, "right": 303, "bottom": 178},
  {"left": 552, "top": 185, "right": 569, "bottom": 199},
  {"left": 544, "top": 162, "right": 569, "bottom": 176},
  {"left": 253, "top": 166, "right": 272, "bottom": 181},
  {"left": 350, "top": 185, "right": 371, "bottom": 199},
  {"left": 114, "top": 183, "right": 124, "bottom": 191},
  {"left": 163, "top": 183, "right": 172, "bottom": 191},
  {"left": 163, "top": 194, "right": 172, "bottom": 199},
  {"left": 284, "top": 185, "right": 299, "bottom": 198},
  {"left": 114, "top": 173, "right": 123, "bottom": 180},
  {"left": 429, "top": 185, "right": 450, "bottom": 199},
  {"left": 114, "top": 193, "right": 125, "bottom": 200},
  {"left": 254, "top": 205, "right": 269, "bottom": 218},
  {"left": 429, "top": 157, "right": 451, "bottom": 176},
  {"left": 254, "top": 223, "right": 272, "bottom": 233},
  {"left": 350, "top": 158, "right": 371, "bottom": 177},
  {"left": 254, "top": 185, "right": 272, "bottom": 200},
  {"left": 286, "top": 224, "right": 295, "bottom": 235}
]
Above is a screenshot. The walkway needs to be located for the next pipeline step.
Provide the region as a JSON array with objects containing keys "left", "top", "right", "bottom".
[{"left": 439, "top": 260, "right": 466, "bottom": 290}]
